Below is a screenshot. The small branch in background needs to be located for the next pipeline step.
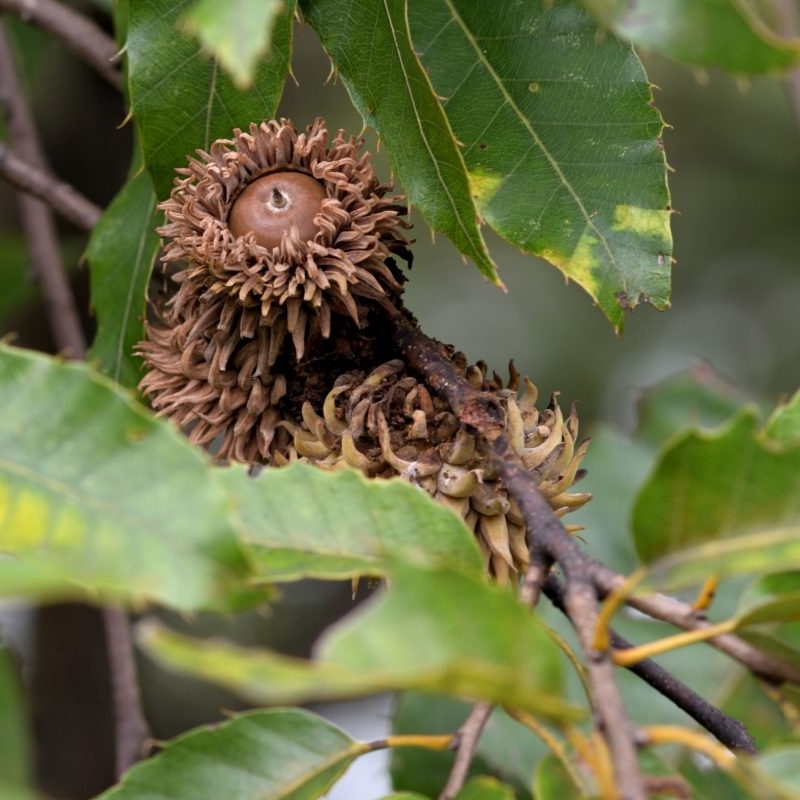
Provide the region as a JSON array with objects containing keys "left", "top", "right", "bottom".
[
  {"left": 439, "top": 701, "right": 494, "bottom": 800},
  {"left": 0, "top": 0, "right": 122, "bottom": 90},
  {"left": 543, "top": 575, "right": 757, "bottom": 755},
  {"left": 0, "top": 19, "right": 88, "bottom": 356},
  {"left": 0, "top": 139, "right": 102, "bottom": 231},
  {"left": 775, "top": 0, "right": 800, "bottom": 134},
  {"left": 103, "top": 606, "right": 150, "bottom": 778}
]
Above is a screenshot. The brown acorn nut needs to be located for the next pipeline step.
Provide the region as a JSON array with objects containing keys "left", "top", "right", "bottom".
[{"left": 228, "top": 171, "right": 328, "bottom": 249}]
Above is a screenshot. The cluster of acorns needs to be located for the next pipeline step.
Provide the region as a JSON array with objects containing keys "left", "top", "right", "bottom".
[{"left": 138, "top": 119, "right": 590, "bottom": 580}]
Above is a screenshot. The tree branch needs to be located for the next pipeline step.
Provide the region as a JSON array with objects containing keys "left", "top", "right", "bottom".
[
  {"left": 0, "top": 139, "right": 102, "bottom": 230},
  {"left": 0, "top": 20, "right": 88, "bottom": 355},
  {"left": 388, "top": 309, "right": 649, "bottom": 799},
  {"left": 592, "top": 565, "right": 800, "bottom": 686},
  {"left": 385, "top": 308, "right": 800, "bottom": 789},
  {"left": 103, "top": 606, "right": 150, "bottom": 778},
  {"left": 439, "top": 701, "right": 494, "bottom": 800},
  {"left": 543, "top": 574, "right": 757, "bottom": 754},
  {"left": 0, "top": 0, "right": 121, "bottom": 90}
]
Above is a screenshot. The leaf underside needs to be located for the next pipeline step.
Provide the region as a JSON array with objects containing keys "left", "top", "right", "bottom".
[{"left": 140, "top": 561, "right": 580, "bottom": 721}]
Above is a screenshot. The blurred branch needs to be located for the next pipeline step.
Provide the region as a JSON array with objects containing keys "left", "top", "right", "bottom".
[
  {"left": 775, "top": 0, "right": 800, "bottom": 133},
  {"left": 439, "top": 702, "right": 493, "bottom": 800},
  {"left": 0, "top": 0, "right": 122, "bottom": 90},
  {"left": 103, "top": 606, "right": 150, "bottom": 778},
  {"left": 0, "top": 20, "right": 87, "bottom": 356},
  {"left": 0, "top": 139, "right": 102, "bottom": 230}
]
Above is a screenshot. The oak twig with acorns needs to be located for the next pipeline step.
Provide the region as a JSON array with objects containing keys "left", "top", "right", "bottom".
[{"left": 138, "top": 117, "right": 591, "bottom": 582}]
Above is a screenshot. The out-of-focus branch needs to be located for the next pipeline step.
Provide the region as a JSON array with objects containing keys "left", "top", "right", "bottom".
[
  {"left": 103, "top": 606, "right": 150, "bottom": 778},
  {"left": 775, "top": 0, "right": 800, "bottom": 134},
  {"left": 0, "top": 0, "right": 121, "bottom": 90},
  {"left": 439, "top": 702, "right": 493, "bottom": 800},
  {"left": 0, "top": 139, "right": 102, "bottom": 230},
  {"left": 0, "top": 20, "right": 87, "bottom": 356}
]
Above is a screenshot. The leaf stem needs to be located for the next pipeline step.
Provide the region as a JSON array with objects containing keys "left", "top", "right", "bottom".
[
  {"left": 612, "top": 619, "right": 738, "bottom": 668},
  {"left": 592, "top": 567, "right": 646, "bottom": 652},
  {"left": 369, "top": 733, "right": 454, "bottom": 751},
  {"left": 507, "top": 709, "right": 588, "bottom": 794},
  {"left": 640, "top": 725, "right": 736, "bottom": 769}
]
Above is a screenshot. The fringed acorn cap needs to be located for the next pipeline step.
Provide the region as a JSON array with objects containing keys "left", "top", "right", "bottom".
[
  {"left": 158, "top": 117, "right": 410, "bottom": 359},
  {"left": 139, "top": 118, "right": 410, "bottom": 463},
  {"left": 277, "top": 359, "right": 592, "bottom": 583}
]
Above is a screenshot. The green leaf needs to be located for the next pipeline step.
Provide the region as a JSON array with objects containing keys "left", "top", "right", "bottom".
[
  {"left": 98, "top": 708, "right": 363, "bottom": 800},
  {"left": 300, "top": 0, "right": 499, "bottom": 285},
  {"left": 735, "top": 572, "right": 800, "bottom": 627},
  {"left": 0, "top": 234, "right": 39, "bottom": 324},
  {"left": 139, "top": 562, "right": 581, "bottom": 721},
  {"left": 0, "top": 647, "right": 32, "bottom": 794},
  {"left": 223, "top": 462, "right": 483, "bottom": 581},
  {"left": 409, "top": 0, "right": 671, "bottom": 332},
  {"left": 379, "top": 795, "right": 432, "bottom": 800},
  {"left": 534, "top": 754, "right": 583, "bottom": 799},
  {"left": 634, "top": 365, "right": 752, "bottom": 450},
  {"left": 765, "top": 388, "right": 800, "bottom": 446},
  {"left": 455, "top": 777, "right": 517, "bottom": 800},
  {"left": 127, "top": 0, "right": 294, "bottom": 199},
  {"left": 0, "top": 344, "right": 254, "bottom": 611},
  {"left": 0, "top": 345, "right": 490, "bottom": 609},
  {"left": 644, "top": 527, "right": 800, "bottom": 591},
  {"left": 86, "top": 159, "right": 160, "bottom": 388},
  {"left": 634, "top": 410, "right": 800, "bottom": 567},
  {"left": 182, "top": 0, "right": 285, "bottom": 90},
  {"left": 582, "top": 0, "right": 800, "bottom": 75}
]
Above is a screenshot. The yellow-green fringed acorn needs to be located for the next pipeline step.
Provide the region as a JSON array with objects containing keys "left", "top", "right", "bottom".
[{"left": 275, "top": 359, "right": 592, "bottom": 583}]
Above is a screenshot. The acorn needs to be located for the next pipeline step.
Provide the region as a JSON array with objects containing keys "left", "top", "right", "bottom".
[
  {"left": 278, "top": 359, "right": 592, "bottom": 582},
  {"left": 138, "top": 118, "right": 411, "bottom": 462}
]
